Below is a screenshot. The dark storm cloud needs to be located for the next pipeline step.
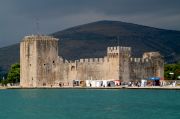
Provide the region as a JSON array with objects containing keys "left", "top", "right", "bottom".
[
  {"left": 9, "top": 0, "right": 180, "bottom": 16},
  {"left": 0, "top": 0, "right": 180, "bottom": 47}
]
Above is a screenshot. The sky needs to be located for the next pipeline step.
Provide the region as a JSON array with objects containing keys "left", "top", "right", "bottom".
[{"left": 0, "top": 0, "right": 180, "bottom": 47}]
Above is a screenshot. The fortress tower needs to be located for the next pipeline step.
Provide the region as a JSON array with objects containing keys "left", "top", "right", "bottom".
[
  {"left": 107, "top": 46, "right": 131, "bottom": 82},
  {"left": 20, "top": 35, "right": 59, "bottom": 87},
  {"left": 143, "top": 52, "right": 164, "bottom": 79}
]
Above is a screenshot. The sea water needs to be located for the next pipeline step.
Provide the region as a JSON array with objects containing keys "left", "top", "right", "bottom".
[{"left": 0, "top": 89, "right": 180, "bottom": 119}]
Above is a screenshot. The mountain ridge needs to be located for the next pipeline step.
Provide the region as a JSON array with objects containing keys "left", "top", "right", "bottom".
[{"left": 0, "top": 20, "right": 180, "bottom": 75}]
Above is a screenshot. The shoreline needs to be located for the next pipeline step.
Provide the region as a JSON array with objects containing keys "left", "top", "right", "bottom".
[{"left": 1, "top": 86, "right": 180, "bottom": 90}]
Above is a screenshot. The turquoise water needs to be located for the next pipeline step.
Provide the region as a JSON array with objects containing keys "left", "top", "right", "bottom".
[{"left": 0, "top": 89, "right": 180, "bottom": 119}]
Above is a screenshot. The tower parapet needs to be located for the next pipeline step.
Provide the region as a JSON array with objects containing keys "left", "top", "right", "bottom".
[
  {"left": 143, "top": 52, "right": 161, "bottom": 59},
  {"left": 107, "top": 46, "right": 131, "bottom": 53},
  {"left": 107, "top": 46, "right": 131, "bottom": 58},
  {"left": 23, "top": 35, "right": 58, "bottom": 41}
]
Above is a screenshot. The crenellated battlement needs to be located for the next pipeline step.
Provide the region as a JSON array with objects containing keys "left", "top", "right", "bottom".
[
  {"left": 107, "top": 46, "right": 131, "bottom": 53},
  {"left": 107, "top": 46, "right": 131, "bottom": 59},
  {"left": 130, "top": 58, "right": 150, "bottom": 63},
  {"left": 77, "top": 57, "right": 105, "bottom": 63}
]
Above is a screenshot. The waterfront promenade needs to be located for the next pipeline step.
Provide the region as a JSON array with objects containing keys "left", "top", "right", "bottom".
[{"left": 1, "top": 86, "right": 180, "bottom": 90}]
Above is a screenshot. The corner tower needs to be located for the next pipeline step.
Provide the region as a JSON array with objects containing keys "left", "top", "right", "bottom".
[
  {"left": 20, "top": 35, "right": 59, "bottom": 87},
  {"left": 143, "top": 52, "right": 164, "bottom": 79}
]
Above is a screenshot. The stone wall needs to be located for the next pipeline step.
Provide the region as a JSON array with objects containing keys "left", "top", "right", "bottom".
[{"left": 20, "top": 35, "right": 164, "bottom": 87}]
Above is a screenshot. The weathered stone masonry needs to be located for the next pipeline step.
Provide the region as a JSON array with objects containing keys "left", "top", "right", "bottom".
[{"left": 20, "top": 35, "right": 164, "bottom": 87}]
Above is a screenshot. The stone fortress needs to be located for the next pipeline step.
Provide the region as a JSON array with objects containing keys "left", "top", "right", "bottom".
[{"left": 20, "top": 35, "right": 164, "bottom": 87}]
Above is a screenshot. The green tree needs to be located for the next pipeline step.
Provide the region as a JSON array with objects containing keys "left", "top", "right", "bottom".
[
  {"left": 0, "top": 72, "right": 7, "bottom": 86},
  {"left": 164, "top": 63, "right": 180, "bottom": 80},
  {"left": 7, "top": 63, "right": 20, "bottom": 83}
]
